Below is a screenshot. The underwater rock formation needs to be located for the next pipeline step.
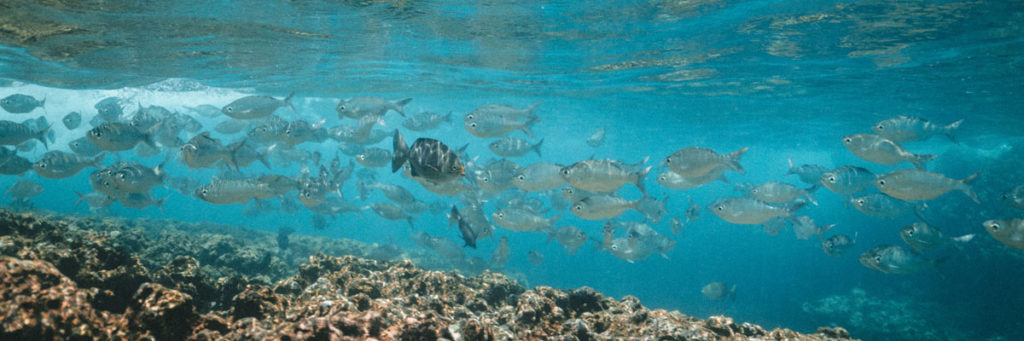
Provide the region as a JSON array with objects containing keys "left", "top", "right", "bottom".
[
  {"left": 802, "top": 287, "right": 965, "bottom": 341},
  {"left": 0, "top": 210, "right": 856, "bottom": 340}
]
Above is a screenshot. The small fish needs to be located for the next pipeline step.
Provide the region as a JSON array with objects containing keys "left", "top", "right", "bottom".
[
  {"left": 685, "top": 196, "right": 701, "bottom": 222},
  {"left": 656, "top": 167, "right": 729, "bottom": 191},
  {"left": 900, "top": 222, "right": 974, "bottom": 251},
  {"left": 355, "top": 148, "right": 393, "bottom": 168},
  {"left": 489, "top": 137, "right": 543, "bottom": 157},
  {"left": 328, "top": 116, "right": 380, "bottom": 144},
  {"left": 785, "top": 158, "right": 829, "bottom": 189},
  {"left": 32, "top": 151, "right": 105, "bottom": 179},
  {"left": 664, "top": 147, "right": 747, "bottom": 178},
  {"left": 859, "top": 244, "right": 943, "bottom": 274},
  {"left": 180, "top": 132, "right": 226, "bottom": 169},
  {"left": 872, "top": 116, "right": 963, "bottom": 144},
  {"left": 546, "top": 225, "right": 588, "bottom": 255},
  {"left": 587, "top": 128, "right": 605, "bottom": 147},
  {"left": 464, "top": 102, "right": 540, "bottom": 122},
  {"left": 222, "top": 92, "right": 295, "bottom": 119},
  {"left": 337, "top": 97, "right": 411, "bottom": 119},
  {"left": 391, "top": 131, "right": 464, "bottom": 184},
  {"left": 359, "top": 182, "right": 417, "bottom": 205},
  {"left": 117, "top": 192, "right": 167, "bottom": 212},
  {"left": 402, "top": 111, "right": 452, "bottom": 131},
  {"left": 0, "top": 94, "right": 45, "bottom": 113},
  {"left": 701, "top": 282, "right": 736, "bottom": 301},
  {"left": 0, "top": 120, "right": 49, "bottom": 149},
  {"left": 106, "top": 162, "right": 166, "bottom": 193},
  {"left": 670, "top": 217, "right": 686, "bottom": 235},
  {"left": 708, "top": 197, "right": 806, "bottom": 225},
  {"left": 982, "top": 218, "right": 1024, "bottom": 250},
  {"left": 5, "top": 180, "right": 43, "bottom": 199},
  {"left": 791, "top": 215, "right": 835, "bottom": 240},
  {"left": 570, "top": 194, "right": 645, "bottom": 220},
  {"left": 87, "top": 122, "right": 154, "bottom": 151},
  {"left": 475, "top": 159, "right": 520, "bottom": 193},
  {"left": 842, "top": 134, "right": 936, "bottom": 170},
  {"left": 748, "top": 181, "right": 817, "bottom": 205},
  {"left": 850, "top": 193, "right": 924, "bottom": 219},
  {"left": 62, "top": 112, "right": 82, "bottom": 130},
  {"left": 491, "top": 208, "right": 560, "bottom": 232},
  {"left": 368, "top": 202, "right": 415, "bottom": 228},
  {"left": 195, "top": 178, "right": 276, "bottom": 204},
  {"left": 821, "top": 233, "right": 856, "bottom": 258},
  {"left": 185, "top": 104, "right": 222, "bottom": 117},
  {"left": 450, "top": 206, "right": 479, "bottom": 248},
  {"left": 527, "top": 250, "right": 544, "bottom": 266},
  {"left": 513, "top": 163, "right": 566, "bottom": 191},
  {"left": 73, "top": 190, "right": 117, "bottom": 209},
  {"left": 875, "top": 169, "right": 979, "bottom": 203},
  {"left": 0, "top": 148, "right": 32, "bottom": 175},
  {"left": 282, "top": 119, "right": 327, "bottom": 147},
  {"left": 223, "top": 140, "right": 273, "bottom": 170},
  {"left": 491, "top": 236, "right": 510, "bottom": 266},
  {"left": 68, "top": 137, "right": 103, "bottom": 157},
  {"left": 561, "top": 158, "right": 650, "bottom": 194},
  {"left": 762, "top": 217, "right": 787, "bottom": 236},
  {"left": 94, "top": 97, "right": 123, "bottom": 121},
  {"left": 1000, "top": 184, "right": 1024, "bottom": 210},
  {"left": 465, "top": 115, "right": 539, "bottom": 139},
  {"left": 820, "top": 166, "right": 875, "bottom": 196},
  {"left": 412, "top": 231, "right": 465, "bottom": 261}
]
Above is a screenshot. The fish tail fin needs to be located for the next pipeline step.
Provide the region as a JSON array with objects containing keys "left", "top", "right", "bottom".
[
  {"left": 544, "top": 227, "right": 555, "bottom": 244},
  {"left": 726, "top": 147, "right": 749, "bottom": 174},
  {"left": 786, "top": 199, "right": 809, "bottom": 217},
  {"left": 526, "top": 101, "right": 542, "bottom": 116},
  {"left": 785, "top": 157, "right": 795, "bottom": 175},
  {"left": 913, "top": 203, "right": 929, "bottom": 221},
  {"left": 73, "top": 190, "right": 86, "bottom": 207},
  {"left": 283, "top": 92, "right": 296, "bottom": 112},
  {"left": 547, "top": 212, "right": 563, "bottom": 228},
  {"left": 444, "top": 111, "right": 453, "bottom": 123},
  {"left": 357, "top": 181, "right": 369, "bottom": 201},
  {"left": 391, "top": 130, "right": 408, "bottom": 173},
  {"left": 944, "top": 119, "right": 963, "bottom": 144},
  {"left": 958, "top": 171, "right": 981, "bottom": 204},
  {"left": 951, "top": 234, "right": 975, "bottom": 251},
  {"left": 156, "top": 196, "right": 168, "bottom": 214},
  {"left": 393, "top": 98, "right": 413, "bottom": 117},
  {"left": 90, "top": 153, "right": 106, "bottom": 168},
  {"left": 805, "top": 191, "right": 819, "bottom": 206},
  {"left": 521, "top": 116, "right": 540, "bottom": 139},
  {"left": 406, "top": 216, "right": 415, "bottom": 229},
  {"left": 35, "top": 123, "right": 51, "bottom": 150},
  {"left": 818, "top": 224, "right": 837, "bottom": 239},
  {"left": 911, "top": 154, "right": 937, "bottom": 170},
  {"left": 259, "top": 144, "right": 276, "bottom": 169},
  {"left": 532, "top": 138, "right": 544, "bottom": 157},
  {"left": 635, "top": 166, "right": 652, "bottom": 195},
  {"left": 227, "top": 138, "right": 247, "bottom": 172}
]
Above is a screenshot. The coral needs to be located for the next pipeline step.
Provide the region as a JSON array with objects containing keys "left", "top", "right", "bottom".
[{"left": 0, "top": 209, "right": 859, "bottom": 340}]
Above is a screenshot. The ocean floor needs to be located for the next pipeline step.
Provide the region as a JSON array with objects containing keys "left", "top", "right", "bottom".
[{"left": 0, "top": 209, "right": 856, "bottom": 340}]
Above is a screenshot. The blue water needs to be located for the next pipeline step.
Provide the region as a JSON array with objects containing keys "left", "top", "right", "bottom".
[{"left": 2, "top": 1, "right": 1023, "bottom": 339}]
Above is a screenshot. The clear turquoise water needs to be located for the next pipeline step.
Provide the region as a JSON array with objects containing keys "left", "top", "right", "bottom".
[{"left": 2, "top": 1, "right": 1023, "bottom": 339}]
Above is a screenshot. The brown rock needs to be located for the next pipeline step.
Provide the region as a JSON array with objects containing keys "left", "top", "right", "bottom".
[{"left": 0, "top": 257, "right": 105, "bottom": 340}]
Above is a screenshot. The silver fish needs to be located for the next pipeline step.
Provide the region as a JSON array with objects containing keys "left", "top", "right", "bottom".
[
  {"left": 820, "top": 166, "right": 875, "bottom": 196},
  {"left": 475, "top": 159, "right": 520, "bottom": 193},
  {"left": 561, "top": 186, "right": 596, "bottom": 204},
  {"left": 359, "top": 182, "right": 417, "bottom": 206},
  {"left": 465, "top": 115, "right": 539, "bottom": 139},
  {"left": 0, "top": 147, "right": 32, "bottom": 175},
  {"left": 850, "top": 193, "right": 923, "bottom": 219},
  {"left": 195, "top": 178, "right": 276, "bottom": 204},
  {"left": 513, "top": 163, "right": 566, "bottom": 191},
  {"left": 664, "top": 147, "right": 747, "bottom": 178},
  {"left": 1002, "top": 184, "right": 1024, "bottom": 210},
  {"left": 368, "top": 202, "right": 415, "bottom": 228},
  {"left": 282, "top": 119, "right": 327, "bottom": 147},
  {"left": 180, "top": 132, "right": 226, "bottom": 169},
  {"left": 872, "top": 116, "right": 963, "bottom": 143},
  {"left": 708, "top": 197, "right": 806, "bottom": 225},
  {"left": 464, "top": 102, "right": 540, "bottom": 122},
  {"left": 656, "top": 167, "right": 728, "bottom": 191},
  {"left": 685, "top": 196, "right": 700, "bottom": 222},
  {"left": 106, "top": 162, "right": 166, "bottom": 193},
  {"left": 899, "top": 222, "right": 974, "bottom": 251},
  {"left": 185, "top": 104, "right": 222, "bottom": 117},
  {"left": 561, "top": 157, "right": 650, "bottom": 193},
  {"left": 489, "top": 137, "right": 543, "bottom": 157},
  {"left": 0, "top": 120, "right": 49, "bottom": 149},
  {"left": 491, "top": 236, "right": 510, "bottom": 266},
  {"left": 355, "top": 148, "right": 393, "bottom": 168},
  {"left": 32, "top": 151, "right": 104, "bottom": 179},
  {"left": 222, "top": 92, "right": 294, "bottom": 119},
  {"left": 546, "top": 225, "right": 588, "bottom": 255},
  {"left": 87, "top": 122, "right": 153, "bottom": 151},
  {"left": 94, "top": 97, "right": 123, "bottom": 121},
  {"left": 670, "top": 217, "right": 685, "bottom": 235},
  {"left": 118, "top": 192, "right": 167, "bottom": 211},
  {"left": 527, "top": 249, "right": 544, "bottom": 266},
  {"left": 859, "top": 245, "right": 942, "bottom": 274},
  {"left": 570, "top": 194, "right": 644, "bottom": 220},
  {"left": 0, "top": 94, "right": 44, "bottom": 113},
  {"left": 701, "top": 282, "right": 736, "bottom": 301},
  {"left": 337, "top": 97, "right": 411, "bottom": 119},
  {"left": 412, "top": 231, "right": 465, "bottom": 261},
  {"left": 5, "top": 180, "right": 43, "bottom": 199},
  {"left": 450, "top": 206, "right": 479, "bottom": 248},
  {"left": 875, "top": 169, "right": 979, "bottom": 203},
  {"left": 215, "top": 119, "right": 253, "bottom": 135},
  {"left": 402, "top": 111, "right": 452, "bottom": 131},
  {"left": 785, "top": 158, "right": 829, "bottom": 189},
  {"left": 982, "top": 218, "right": 1024, "bottom": 250},
  {"left": 491, "top": 208, "right": 560, "bottom": 232},
  {"left": 73, "top": 190, "right": 116, "bottom": 209},
  {"left": 391, "top": 131, "right": 464, "bottom": 184},
  {"left": 842, "top": 134, "right": 935, "bottom": 170},
  {"left": 748, "top": 181, "right": 817, "bottom": 205},
  {"left": 821, "top": 233, "right": 856, "bottom": 258},
  {"left": 762, "top": 216, "right": 787, "bottom": 236},
  {"left": 62, "top": 112, "right": 82, "bottom": 130},
  {"left": 792, "top": 215, "right": 835, "bottom": 240},
  {"left": 587, "top": 127, "right": 605, "bottom": 147}
]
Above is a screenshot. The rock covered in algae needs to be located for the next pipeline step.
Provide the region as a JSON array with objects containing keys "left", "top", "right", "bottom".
[{"left": 0, "top": 210, "right": 858, "bottom": 340}]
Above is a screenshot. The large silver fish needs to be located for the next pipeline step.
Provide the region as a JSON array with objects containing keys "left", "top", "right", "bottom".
[
  {"left": 0, "top": 147, "right": 32, "bottom": 175},
  {"left": 32, "top": 151, "right": 104, "bottom": 179},
  {"left": 982, "top": 218, "right": 1024, "bottom": 250},
  {"left": 0, "top": 94, "right": 45, "bottom": 113},
  {"left": 513, "top": 163, "right": 566, "bottom": 191},
  {"left": 872, "top": 116, "right": 963, "bottom": 143},
  {"left": 195, "top": 178, "right": 276, "bottom": 204},
  {"left": 464, "top": 102, "right": 540, "bottom": 122},
  {"left": 841, "top": 134, "right": 935, "bottom": 170},
  {"left": 402, "top": 111, "right": 451, "bottom": 131},
  {"left": 87, "top": 122, "right": 154, "bottom": 151},
  {"left": 465, "top": 115, "right": 539, "bottom": 139},
  {"left": 820, "top": 166, "right": 874, "bottom": 196},
  {"left": 222, "top": 92, "right": 294, "bottom": 119},
  {"left": 491, "top": 208, "right": 560, "bottom": 232},
  {"left": 337, "top": 97, "right": 411, "bottom": 119},
  {"left": 561, "top": 157, "right": 650, "bottom": 193},
  {"left": 708, "top": 197, "right": 805, "bottom": 225},
  {"left": 546, "top": 225, "right": 588, "bottom": 255},
  {"left": 859, "top": 245, "right": 943, "bottom": 274},
  {"left": 0, "top": 120, "right": 49, "bottom": 149},
  {"left": 701, "top": 282, "right": 736, "bottom": 301},
  {"left": 489, "top": 137, "right": 543, "bottom": 157},
  {"left": 899, "top": 222, "right": 973, "bottom": 251},
  {"left": 569, "top": 194, "right": 644, "bottom": 220},
  {"left": 850, "top": 193, "right": 923, "bottom": 219},
  {"left": 391, "top": 131, "right": 464, "bottom": 184},
  {"left": 664, "top": 147, "right": 747, "bottom": 178},
  {"left": 1000, "top": 184, "right": 1024, "bottom": 210},
  {"left": 875, "top": 169, "right": 979, "bottom": 203},
  {"left": 821, "top": 233, "right": 856, "bottom": 258},
  {"left": 748, "top": 181, "right": 817, "bottom": 205},
  {"left": 656, "top": 167, "right": 728, "bottom": 191}
]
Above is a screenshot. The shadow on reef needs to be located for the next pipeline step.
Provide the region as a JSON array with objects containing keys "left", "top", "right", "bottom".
[{"left": 0, "top": 210, "right": 858, "bottom": 340}]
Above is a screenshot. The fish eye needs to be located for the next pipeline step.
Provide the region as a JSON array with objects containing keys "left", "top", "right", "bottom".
[
  {"left": 450, "top": 165, "right": 458, "bottom": 171},
  {"left": 338, "top": 105, "right": 345, "bottom": 110},
  {"left": 466, "top": 114, "right": 473, "bottom": 120},
  {"left": 716, "top": 205, "right": 724, "bottom": 211},
  {"left": 497, "top": 212, "right": 504, "bottom": 218},
  {"left": 751, "top": 189, "right": 758, "bottom": 193},
  {"left": 876, "top": 125, "right": 884, "bottom": 130},
  {"left": 874, "top": 256, "right": 881, "bottom": 263},
  {"left": 906, "top": 230, "right": 914, "bottom": 237},
  {"left": 856, "top": 199, "right": 864, "bottom": 205},
  {"left": 828, "top": 176, "right": 836, "bottom": 183},
  {"left": 38, "top": 163, "right": 46, "bottom": 169},
  {"left": 825, "top": 241, "right": 833, "bottom": 248},
  {"left": 665, "top": 157, "right": 671, "bottom": 164},
  {"left": 877, "top": 180, "right": 886, "bottom": 186},
  {"left": 990, "top": 223, "right": 1000, "bottom": 231},
  {"left": 469, "top": 123, "right": 477, "bottom": 128},
  {"left": 226, "top": 107, "right": 233, "bottom": 112},
  {"left": 843, "top": 137, "right": 852, "bottom": 143},
  {"left": 201, "top": 188, "right": 208, "bottom": 195},
  {"left": 481, "top": 177, "right": 490, "bottom": 183},
  {"left": 561, "top": 169, "right": 569, "bottom": 176},
  {"left": 573, "top": 205, "right": 582, "bottom": 212},
  {"left": 517, "top": 175, "right": 525, "bottom": 181}
]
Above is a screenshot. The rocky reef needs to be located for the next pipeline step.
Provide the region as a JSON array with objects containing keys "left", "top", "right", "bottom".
[
  {"left": 0, "top": 210, "right": 856, "bottom": 340},
  {"left": 802, "top": 287, "right": 967, "bottom": 341}
]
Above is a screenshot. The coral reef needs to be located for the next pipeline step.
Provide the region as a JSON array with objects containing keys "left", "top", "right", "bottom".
[{"left": 0, "top": 210, "right": 857, "bottom": 340}]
